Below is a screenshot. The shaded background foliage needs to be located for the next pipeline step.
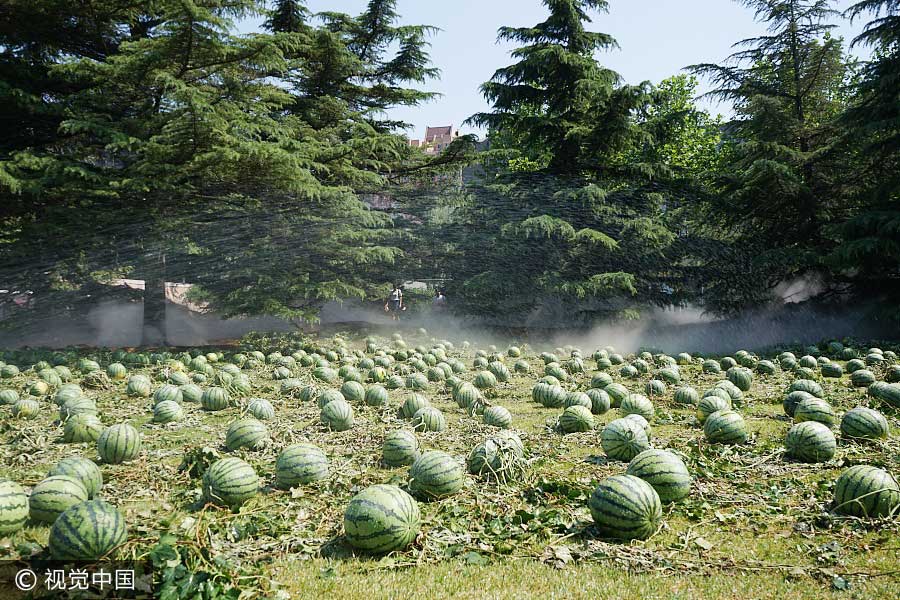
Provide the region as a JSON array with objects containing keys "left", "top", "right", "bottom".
[{"left": 1, "top": 0, "right": 898, "bottom": 344}]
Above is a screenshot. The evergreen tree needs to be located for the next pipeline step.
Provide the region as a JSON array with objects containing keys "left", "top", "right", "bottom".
[
  {"left": 829, "top": 1, "right": 900, "bottom": 316},
  {"left": 690, "top": 0, "right": 854, "bottom": 313}
]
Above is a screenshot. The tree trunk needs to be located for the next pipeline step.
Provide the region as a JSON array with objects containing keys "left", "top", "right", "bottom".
[{"left": 141, "top": 253, "right": 167, "bottom": 347}]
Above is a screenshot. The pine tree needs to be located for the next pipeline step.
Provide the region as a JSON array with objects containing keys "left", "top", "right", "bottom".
[
  {"left": 829, "top": 1, "right": 900, "bottom": 317},
  {"left": 690, "top": 0, "right": 854, "bottom": 313}
]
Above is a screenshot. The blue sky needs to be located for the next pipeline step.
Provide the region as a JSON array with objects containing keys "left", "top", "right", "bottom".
[{"left": 241, "top": 1, "right": 871, "bottom": 138}]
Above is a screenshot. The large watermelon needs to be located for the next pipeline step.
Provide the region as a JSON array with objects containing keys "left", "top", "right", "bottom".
[
  {"left": 48, "top": 500, "right": 128, "bottom": 560},
  {"left": 343, "top": 484, "right": 420, "bottom": 553},
  {"left": 409, "top": 451, "right": 465, "bottom": 499},
  {"left": 833, "top": 465, "right": 900, "bottom": 518},
  {"left": 601, "top": 418, "right": 651, "bottom": 462},
  {"left": 275, "top": 444, "right": 329, "bottom": 488},
  {"left": 785, "top": 421, "right": 836, "bottom": 463},
  {"left": 48, "top": 457, "right": 103, "bottom": 499},
  {"left": 202, "top": 457, "right": 258, "bottom": 508},
  {"left": 626, "top": 449, "right": 692, "bottom": 503},
  {"left": 588, "top": 474, "right": 662, "bottom": 540},
  {"left": 0, "top": 479, "right": 29, "bottom": 534},
  {"left": 840, "top": 407, "right": 889, "bottom": 441},
  {"left": 382, "top": 430, "right": 420, "bottom": 467},
  {"left": 97, "top": 423, "right": 141, "bottom": 464},
  {"left": 29, "top": 476, "right": 89, "bottom": 523}
]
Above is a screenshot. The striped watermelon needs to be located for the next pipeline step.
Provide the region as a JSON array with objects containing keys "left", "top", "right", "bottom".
[
  {"left": 785, "top": 421, "right": 836, "bottom": 463},
  {"left": 48, "top": 500, "right": 128, "bottom": 560},
  {"left": 697, "top": 393, "right": 731, "bottom": 423},
  {"left": 364, "top": 385, "right": 389, "bottom": 407},
  {"left": 409, "top": 451, "right": 465, "bottom": 499},
  {"left": 153, "top": 400, "right": 184, "bottom": 423},
  {"left": 317, "top": 389, "right": 345, "bottom": 409},
  {"left": 0, "top": 479, "right": 29, "bottom": 534},
  {"left": 59, "top": 396, "right": 98, "bottom": 421},
  {"left": 406, "top": 373, "right": 429, "bottom": 391},
  {"left": 153, "top": 384, "right": 183, "bottom": 405},
  {"left": 340, "top": 380, "right": 366, "bottom": 403},
  {"left": 788, "top": 379, "right": 823, "bottom": 397},
  {"left": 29, "top": 476, "right": 89, "bottom": 523},
  {"left": 275, "top": 444, "right": 329, "bottom": 488},
  {"left": 793, "top": 397, "right": 836, "bottom": 427},
  {"left": 399, "top": 394, "right": 430, "bottom": 419},
  {"left": 455, "top": 382, "right": 482, "bottom": 409},
  {"left": 673, "top": 386, "right": 699, "bottom": 406},
  {"left": 626, "top": 449, "right": 692, "bottom": 503},
  {"left": 559, "top": 405, "right": 594, "bottom": 433},
  {"left": 383, "top": 430, "right": 420, "bottom": 467},
  {"left": 343, "top": 484, "right": 420, "bottom": 553},
  {"left": 97, "top": 423, "right": 141, "bottom": 464},
  {"left": 601, "top": 418, "right": 651, "bottom": 462},
  {"left": 620, "top": 394, "right": 654, "bottom": 420},
  {"left": 412, "top": 407, "right": 446, "bottom": 432},
  {"left": 703, "top": 410, "right": 748, "bottom": 444},
  {"left": 63, "top": 414, "right": 104, "bottom": 443},
  {"left": 604, "top": 383, "right": 629, "bottom": 408},
  {"left": 645, "top": 379, "right": 667, "bottom": 397},
  {"left": 840, "top": 407, "right": 889, "bottom": 441},
  {"left": 53, "top": 386, "right": 82, "bottom": 406},
  {"left": 851, "top": 369, "right": 877, "bottom": 387},
  {"left": 201, "top": 387, "right": 231, "bottom": 411},
  {"left": 202, "top": 457, "right": 258, "bottom": 508},
  {"left": 588, "top": 474, "right": 662, "bottom": 540},
  {"left": 0, "top": 390, "right": 19, "bottom": 406},
  {"left": 783, "top": 390, "right": 816, "bottom": 418},
  {"left": 225, "top": 418, "right": 270, "bottom": 450},
  {"left": 591, "top": 373, "right": 614, "bottom": 389},
  {"left": 126, "top": 376, "right": 152, "bottom": 398},
  {"left": 467, "top": 432, "right": 526, "bottom": 482},
  {"left": 833, "top": 465, "right": 900, "bottom": 518},
  {"left": 702, "top": 360, "right": 722, "bottom": 374},
  {"left": 247, "top": 398, "right": 275, "bottom": 420},
  {"left": 726, "top": 366, "right": 753, "bottom": 391},
  {"left": 474, "top": 371, "right": 497, "bottom": 390},
  {"left": 48, "top": 457, "right": 103, "bottom": 499},
  {"left": 483, "top": 405, "right": 513, "bottom": 429},
  {"left": 586, "top": 388, "right": 611, "bottom": 414},
  {"left": 180, "top": 383, "right": 203, "bottom": 403},
  {"left": 321, "top": 399, "right": 354, "bottom": 431}
]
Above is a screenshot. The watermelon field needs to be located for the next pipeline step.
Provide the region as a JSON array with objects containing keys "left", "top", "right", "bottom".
[{"left": 0, "top": 329, "right": 898, "bottom": 599}]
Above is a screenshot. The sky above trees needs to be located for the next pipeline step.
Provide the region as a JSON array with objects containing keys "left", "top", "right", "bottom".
[{"left": 240, "top": 0, "right": 871, "bottom": 135}]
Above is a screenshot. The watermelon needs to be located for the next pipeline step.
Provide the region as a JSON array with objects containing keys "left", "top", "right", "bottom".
[
  {"left": 399, "top": 394, "right": 430, "bottom": 419},
  {"left": 275, "top": 444, "right": 329, "bottom": 488},
  {"left": 586, "top": 388, "right": 611, "bottom": 414},
  {"left": 201, "top": 387, "right": 231, "bottom": 411},
  {"left": 48, "top": 457, "right": 103, "bottom": 499},
  {"left": 591, "top": 373, "right": 614, "bottom": 389},
  {"left": 783, "top": 390, "right": 816, "bottom": 418},
  {"left": 833, "top": 465, "right": 900, "bottom": 518},
  {"left": 788, "top": 379, "right": 823, "bottom": 397},
  {"left": 559, "top": 405, "right": 594, "bottom": 433},
  {"left": 321, "top": 399, "right": 354, "bottom": 431},
  {"left": 620, "top": 394, "right": 654, "bottom": 420},
  {"left": 785, "top": 421, "right": 836, "bottom": 463},
  {"left": 153, "top": 384, "right": 183, "bottom": 405},
  {"left": 63, "top": 414, "right": 104, "bottom": 443},
  {"left": 409, "top": 451, "right": 465, "bottom": 499},
  {"left": 793, "top": 397, "right": 836, "bottom": 427},
  {"left": 474, "top": 370, "right": 498, "bottom": 390},
  {"left": 247, "top": 398, "right": 275, "bottom": 420},
  {"left": 383, "top": 430, "right": 420, "bottom": 467},
  {"left": 344, "top": 484, "right": 420, "bottom": 553},
  {"left": 29, "top": 476, "right": 89, "bottom": 523},
  {"left": 697, "top": 393, "right": 731, "bottom": 423},
  {"left": 225, "top": 418, "right": 270, "bottom": 450},
  {"left": 48, "top": 500, "right": 128, "bottom": 560},
  {"left": 601, "top": 418, "right": 651, "bottom": 462},
  {"left": 180, "top": 384, "right": 203, "bottom": 403},
  {"left": 153, "top": 400, "right": 184, "bottom": 423},
  {"left": 97, "top": 423, "right": 141, "bottom": 464},
  {"left": 703, "top": 410, "right": 748, "bottom": 444},
  {"left": 588, "top": 474, "right": 662, "bottom": 540},
  {"left": 406, "top": 373, "right": 429, "bottom": 391},
  {"left": 364, "top": 385, "right": 389, "bottom": 407},
  {"left": 412, "top": 407, "right": 446, "bottom": 432},
  {"left": 467, "top": 432, "right": 526, "bottom": 482},
  {"left": 317, "top": 388, "right": 345, "bottom": 409},
  {"left": 604, "top": 383, "right": 629, "bottom": 408},
  {"left": 626, "top": 449, "right": 692, "bottom": 503},
  {"left": 840, "top": 407, "right": 889, "bottom": 441},
  {"left": 726, "top": 366, "right": 753, "bottom": 391},
  {"left": 564, "top": 391, "right": 592, "bottom": 410},
  {"left": 12, "top": 398, "right": 40, "bottom": 419},
  {"left": 673, "top": 386, "right": 699, "bottom": 406},
  {"left": 0, "top": 479, "right": 29, "bottom": 534},
  {"left": 340, "top": 380, "right": 366, "bottom": 403},
  {"left": 59, "top": 396, "right": 98, "bottom": 421},
  {"left": 126, "top": 376, "right": 152, "bottom": 398},
  {"left": 202, "top": 457, "right": 258, "bottom": 508},
  {"left": 483, "top": 405, "right": 513, "bottom": 429},
  {"left": 851, "top": 370, "right": 877, "bottom": 387},
  {"left": 702, "top": 360, "right": 722, "bottom": 374}
]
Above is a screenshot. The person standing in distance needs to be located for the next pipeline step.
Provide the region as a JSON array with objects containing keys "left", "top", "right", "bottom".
[{"left": 385, "top": 283, "right": 404, "bottom": 321}]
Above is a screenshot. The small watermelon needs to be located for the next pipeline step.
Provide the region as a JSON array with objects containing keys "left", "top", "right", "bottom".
[{"left": 589, "top": 474, "right": 662, "bottom": 540}]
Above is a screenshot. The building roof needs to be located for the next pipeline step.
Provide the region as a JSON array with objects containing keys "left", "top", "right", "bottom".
[{"left": 425, "top": 125, "right": 454, "bottom": 141}]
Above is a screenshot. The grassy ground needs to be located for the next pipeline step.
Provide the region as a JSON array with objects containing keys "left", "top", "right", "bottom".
[{"left": 0, "top": 329, "right": 898, "bottom": 599}]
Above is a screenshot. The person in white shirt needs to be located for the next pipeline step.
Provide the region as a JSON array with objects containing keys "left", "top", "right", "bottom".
[{"left": 384, "top": 284, "right": 404, "bottom": 320}]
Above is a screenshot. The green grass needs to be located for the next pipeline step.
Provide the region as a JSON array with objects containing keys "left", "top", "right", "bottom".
[{"left": 0, "top": 332, "right": 898, "bottom": 599}]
